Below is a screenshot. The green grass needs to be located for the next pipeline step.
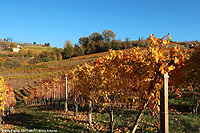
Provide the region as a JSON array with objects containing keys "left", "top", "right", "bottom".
[
  {"left": 169, "top": 97, "right": 193, "bottom": 113},
  {"left": 2, "top": 48, "right": 12, "bottom": 52},
  {"left": 168, "top": 94, "right": 200, "bottom": 132},
  {"left": 3, "top": 97, "right": 200, "bottom": 133},
  {"left": 4, "top": 102, "right": 91, "bottom": 133},
  {"left": 169, "top": 113, "right": 200, "bottom": 133}
]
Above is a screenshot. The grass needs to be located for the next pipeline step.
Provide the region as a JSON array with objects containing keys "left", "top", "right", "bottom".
[
  {"left": 2, "top": 95, "right": 200, "bottom": 133},
  {"left": 169, "top": 113, "right": 200, "bottom": 133},
  {"left": 4, "top": 101, "right": 91, "bottom": 133},
  {"left": 169, "top": 94, "right": 200, "bottom": 133}
]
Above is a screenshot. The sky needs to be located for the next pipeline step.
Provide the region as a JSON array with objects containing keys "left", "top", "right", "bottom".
[{"left": 0, "top": 0, "right": 199, "bottom": 48}]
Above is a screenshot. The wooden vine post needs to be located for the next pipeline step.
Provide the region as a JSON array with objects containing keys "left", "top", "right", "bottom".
[
  {"left": 160, "top": 72, "right": 169, "bottom": 133},
  {"left": 53, "top": 83, "right": 56, "bottom": 107},
  {"left": 58, "top": 86, "right": 61, "bottom": 108},
  {"left": 65, "top": 76, "right": 68, "bottom": 112},
  {"left": 46, "top": 85, "right": 48, "bottom": 105},
  {"left": 50, "top": 86, "right": 52, "bottom": 105},
  {"left": 41, "top": 84, "right": 44, "bottom": 104}
]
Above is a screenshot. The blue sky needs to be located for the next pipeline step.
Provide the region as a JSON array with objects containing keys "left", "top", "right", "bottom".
[{"left": 0, "top": 0, "right": 199, "bottom": 48}]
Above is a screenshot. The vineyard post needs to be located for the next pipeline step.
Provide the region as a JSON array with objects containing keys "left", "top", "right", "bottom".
[
  {"left": 65, "top": 76, "right": 68, "bottom": 112},
  {"left": 50, "top": 86, "right": 52, "bottom": 105},
  {"left": 42, "top": 85, "right": 44, "bottom": 104},
  {"left": 160, "top": 72, "right": 169, "bottom": 133},
  {"left": 88, "top": 100, "right": 93, "bottom": 125},
  {"left": 53, "top": 83, "right": 56, "bottom": 107},
  {"left": 74, "top": 88, "right": 78, "bottom": 116},
  {"left": 58, "top": 85, "right": 61, "bottom": 108},
  {"left": 39, "top": 85, "right": 41, "bottom": 105},
  {"left": 46, "top": 85, "right": 48, "bottom": 105},
  {"left": 110, "top": 95, "right": 115, "bottom": 133}
]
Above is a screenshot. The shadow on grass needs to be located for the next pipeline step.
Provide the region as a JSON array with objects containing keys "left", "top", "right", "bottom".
[
  {"left": 169, "top": 104, "right": 191, "bottom": 113},
  {"left": 31, "top": 101, "right": 102, "bottom": 114},
  {"left": 4, "top": 107, "right": 90, "bottom": 133}
]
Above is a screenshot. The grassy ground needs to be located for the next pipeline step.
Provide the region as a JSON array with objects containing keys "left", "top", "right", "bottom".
[
  {"left": 169, "top": 113, "right": 200, "bottom": 133},
  {"left": 169, "top": 95, "right": 200, "bottom": 133},
  {"left": 3, "top": 102, "right": 92, "bottom": 133},
  {"left": 2, "top": 97, "right": 199, "bottom": 133}
]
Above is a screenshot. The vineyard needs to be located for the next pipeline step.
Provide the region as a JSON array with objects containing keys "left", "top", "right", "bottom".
[
  {"left": 0, "top": 51, "right": 111, "bottom": 89},
  {"left": 0, "top": 34, "right": 199, "bottom": 132}
]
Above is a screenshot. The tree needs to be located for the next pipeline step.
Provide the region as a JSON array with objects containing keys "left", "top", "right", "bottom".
[
  {"left": 89, "top": 32, "right": 103, "bottom": 42},
  {"left": 78, "top": 46, "right": 85, "bottom": 55},
  {"left": 78, "top": 37, "right": 90, "bottom": 48},
  {"left": 111, "top": 40, "right": 121, "bottom": 50},
  {"left": 62, "top": 40, "right": 74, "bottom": 59},
  {"left": 102, "top": 30, "right": 116, "bottom": 42},
  {"left": 103, "top": 41, "right": 112, "bottom": 51},
  {"left": 73, "top": 44, "right": 80, "bottom": 57},
  {"left": 125, "top": 37, "right": 130, "bottom": 42},
  {"left": 10, "top": 43, "right": 14, "bottom": 48},
  {"left": 45, "top": 43, "right": 50, "bottom": 47},
  {"left": 138, "top": 36, "right": 144, "bottom": 41},
  {"left": 52, "top": 47, "right": 63, "bottom": 60},
  {"left": 64, "top": 40, "right": 73, "bottom": 48}
]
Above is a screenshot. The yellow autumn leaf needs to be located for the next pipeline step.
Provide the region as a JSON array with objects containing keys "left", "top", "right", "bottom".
[
  {"left": 163, "top": 40, "right": 168, "bottom": 44},
  {"left": 158, "top": 100, "right": 160, "bottom": 105},
  {"left": 173, "top": 46, "right": 180, "bottom": 52},
  {"left": 174, "top": 57, "right": 179, "bottom": 64},
  {"left": 169, "top": 35, "right": 172, "bottom": 40},
  {"left": 166, "top": 43, "right": 169, "bottom": 48},
  {"left": 151, "top": 37, "right": 157, "bottom": 42},
  {"left": 168, "top": 65, "right": 175, "bottom": 71}
]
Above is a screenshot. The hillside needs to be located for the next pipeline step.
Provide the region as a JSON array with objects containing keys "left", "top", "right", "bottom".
[
  {"left": 0, "top": 51, "right": 110, "bottom": 89},
  {"left": 0, "top": 41, "right": 54, "bottom": 54}
]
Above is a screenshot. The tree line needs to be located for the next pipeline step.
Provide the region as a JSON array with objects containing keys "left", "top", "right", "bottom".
[
  {"left": 62, "top": 30, "right": 149, "bottom": 59},
  {"left": 23, "top": 30, "right": 150, "bottom": 64}
]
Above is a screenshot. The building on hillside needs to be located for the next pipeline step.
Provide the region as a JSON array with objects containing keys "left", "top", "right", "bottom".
[
  {"left": 12, "top": 47, "right": 20, "bottom": 52},
  {"left": 40, "top": 43, "right": 45, "bottom": 46},
  {"left": 189, "top": 43, "right": 194, "bottom": 48},
  {"left": 17, "top": 45, "right": 23, "bottom": 49}
]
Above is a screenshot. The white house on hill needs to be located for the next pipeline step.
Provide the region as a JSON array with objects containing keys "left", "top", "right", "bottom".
[
  {"left": 17, "top": 45, "right": 23, "bottom": 49},
  {"left": 12, "top": 47, "right": 20, "bottom": 52}
]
